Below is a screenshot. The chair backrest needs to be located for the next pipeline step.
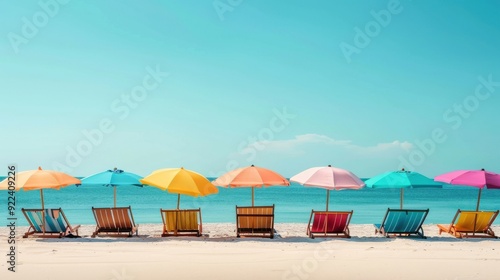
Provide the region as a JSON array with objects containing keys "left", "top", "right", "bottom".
[
  {"left": 22, "top": 208, "right": 69, "bottom": 233},
  {"left": 311, "top": 211, "right": 352, "bottom": 233},
  {"left": 454, "top": 210, "right": 499, "bottom": 232},
  {"left": 236, "top": 205, "right": 274, "bottom": 229},
  {"left": 92, "top": 207, "right": 135, "bottom": 230},
  {"left": 161, "top": 209, "right": 200, "bottom": 231},
  {"left": 382, "top": 209, "right": 429, "bottom": 233}
]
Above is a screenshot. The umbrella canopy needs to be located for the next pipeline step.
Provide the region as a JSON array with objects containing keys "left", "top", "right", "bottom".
[
  {"left": 0, "top": 166, "right": 81, "bottom": 209},
  {"left": 212, "top": 165, "right": 289, "bottom": 206},
  {"left": 434, "top": 168, "right": 500, "bottom": 210},
  {"left": 140, "top": 167, "right": 218, "bottom": 209},
  {"left": 0, "top": 167, "right": 80, "bottom": 233},
  {"left": 365, "top": 168, "right": 442, "bottom": 209},
  {"left": 79, "top": 168, "right": 143, "bottom": 207},
  {"left": 290, "top": 165, "right": 365, "bottom": 211}
]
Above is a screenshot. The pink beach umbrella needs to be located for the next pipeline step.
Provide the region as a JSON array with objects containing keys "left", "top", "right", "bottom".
[
  {"left": 434, "top": 168, "right": 500, "bottom": 211},
  {"left": 290, "top": 165, "right": 365, "bottom": 211}
]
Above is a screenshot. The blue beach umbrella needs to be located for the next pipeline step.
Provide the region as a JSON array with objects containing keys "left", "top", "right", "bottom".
[
  {"left": 365, "top": 168, "right": 442, "bottom": 209},
  {"left": 79, "top": 168, "right": 144, "bottom": 207}
]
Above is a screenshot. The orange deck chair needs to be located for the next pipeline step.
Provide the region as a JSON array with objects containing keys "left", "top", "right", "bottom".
[
  {"left": 236, "top": 204, "right": 275, "bottom": 238},
  {"left": 91, "top": 206, "right": 138, "bottom": 237}
]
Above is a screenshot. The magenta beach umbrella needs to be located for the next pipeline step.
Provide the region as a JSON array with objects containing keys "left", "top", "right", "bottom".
[
  {"left": 290, "top": 165, "right": 365, "bottom": 211},
  {"left": 434, "top": 168, "right": 500, "bottom": 211}
]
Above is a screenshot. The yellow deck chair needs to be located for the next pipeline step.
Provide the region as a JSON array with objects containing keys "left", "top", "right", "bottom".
[
  {"left": 160, "top": 208, "right": 202, "bottom": 237},
  {"left": 437, "top": 210, "right": 499, "bottom": 238}
]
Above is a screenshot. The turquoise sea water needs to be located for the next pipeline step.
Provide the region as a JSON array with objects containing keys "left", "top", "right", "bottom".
[{"left": 0, "top": 177, "right": 499, "bottom": 226}]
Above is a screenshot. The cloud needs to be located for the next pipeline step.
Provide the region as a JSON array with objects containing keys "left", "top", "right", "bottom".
[
  {"left": 248, "top": 133, "right": 413, "bottom": 155},
  {"left": 226, "top": 134, "right": 414, "bottom": 177}
]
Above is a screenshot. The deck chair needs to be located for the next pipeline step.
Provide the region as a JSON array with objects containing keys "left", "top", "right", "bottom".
[
  {"left": 22, "top": 208, "right": 80, "bottom": 238},
  {"left": 236, "top": 205, "right": 275, "bottom": 238},
  {"left": 91, "top": 206, "right": 138, "bottom": 237},
  {"left": 160, "top": 208, "right": 202, "bottom": 237},
  {"left": 307, "top": 210, "right": 353, "bottom": 238},
  {"left": 437, "top": 210, "right": 499, "bottom": 238},
  {"left": 374, "top": 208, "right": 429, "bottom": 238}
]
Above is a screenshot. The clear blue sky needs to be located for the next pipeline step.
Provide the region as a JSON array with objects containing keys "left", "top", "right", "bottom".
[{"left": 1, "top": 0, "right": 499, "bottom": 178}]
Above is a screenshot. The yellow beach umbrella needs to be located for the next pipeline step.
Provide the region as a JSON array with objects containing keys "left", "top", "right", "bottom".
[{"left": 140, "top": 167, "right": 218, "bottom": 209}]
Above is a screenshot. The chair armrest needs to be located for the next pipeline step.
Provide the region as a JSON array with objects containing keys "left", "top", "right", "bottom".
[{"left": 71, "top": 224, "right": 81, "bottom": 231}]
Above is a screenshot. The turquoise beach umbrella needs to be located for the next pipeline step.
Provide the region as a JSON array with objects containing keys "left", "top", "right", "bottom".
[
  {"left": 79, "top": 168, "right": 144, "bottom": 207},
  {"left": 365, "top": 168, "right": 442, "bottom": 209}
]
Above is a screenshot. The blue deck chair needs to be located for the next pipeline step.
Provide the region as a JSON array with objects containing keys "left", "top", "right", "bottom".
[
  {"left": 22, "top": 208, "right": 80, "bottom": 238},
  {"left": 374, "top": 208, "right": 429, "bottom": 238}
]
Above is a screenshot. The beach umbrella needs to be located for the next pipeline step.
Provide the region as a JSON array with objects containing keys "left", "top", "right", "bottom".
[
  {"left": 434, "top": 169, "right": 500, "bottom": 211},
  {"left": 365, "top": 168, "right": 442, "bottom": 209},
  {"left": 79, "top": 168, "right": 143, "bottom": 207},
  {"left": 0, "top": 166, "right": 80, "bottom": 209},
  {"left": 290, "top": 165, "right": 365, "bottom": 211},
  {"left": 140, "top": 167, "right": 218, "bottom": 209},
  {"left": 212, "top": 165, "right": 289, "bottom": 206},
  {"left": 0, "top": 167, "right": 80, "bottom": 233}
]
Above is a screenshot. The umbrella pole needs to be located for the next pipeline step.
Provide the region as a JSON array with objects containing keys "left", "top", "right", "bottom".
[
  {"left": 114, "top": 186, "right": 117, "bottom": 207},
  {"left": 40, "top": 189, "right": 46, "bottom": 234},
  {"left": 326, "top": 189, "right": 330, "bottom": 211},
  {"left": 177, "top": 194, "right": 180, "bottom": 210},
  {"left": 400, "top": 189, "right": 404, "bottom": 209},
  {"left": 476, "top": 188, "right": 482, "bottom": 211},
  {"left": 252, "top": 187, "right": 255, "bottom": 207}
]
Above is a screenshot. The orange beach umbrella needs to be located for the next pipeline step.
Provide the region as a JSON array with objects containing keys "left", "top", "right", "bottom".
[
  {"left": 0, "top": 166, "right": 81, "bottom": 209},
  {"left": 212, "top": 165, "right": 290, "bottom": 206},
  {"left": 0, "top": 167, "right": 80, "bottom": 234}
]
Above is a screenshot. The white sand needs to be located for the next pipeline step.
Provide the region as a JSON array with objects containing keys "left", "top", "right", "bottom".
[{"left": 1, "top": 223, "right": 499, "bottom": 280}]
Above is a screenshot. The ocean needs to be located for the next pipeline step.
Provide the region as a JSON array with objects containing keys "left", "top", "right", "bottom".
[{"left": 1, "top": 177, "right": 499, "bottom": 226}]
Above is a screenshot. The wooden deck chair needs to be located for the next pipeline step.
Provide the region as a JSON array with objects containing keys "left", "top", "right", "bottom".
[
  {"left": 374, "top": 208, "right": 429, "bottom": 238},
  {"left": 91, "top": 206, "right": 138, "bottom": 237},
  {"left": 22, "top": 208, "right": 80, "bottom": 238},
  {"left": 307, "top": 210, "right": 353, "bottom": 238},
  {"left": 437, "top": 210, "right": 499, "bottom": 238},
  {"left": 160, "top": 208, "right": 202, "bottom": 237},
  {"left": 236, "top": 205, "right": 275, "bottom": 238}
]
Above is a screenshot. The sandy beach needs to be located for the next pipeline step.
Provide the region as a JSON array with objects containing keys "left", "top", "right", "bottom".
[{"left": 1, "top": 223, "right": 499, "bottom": 280}]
